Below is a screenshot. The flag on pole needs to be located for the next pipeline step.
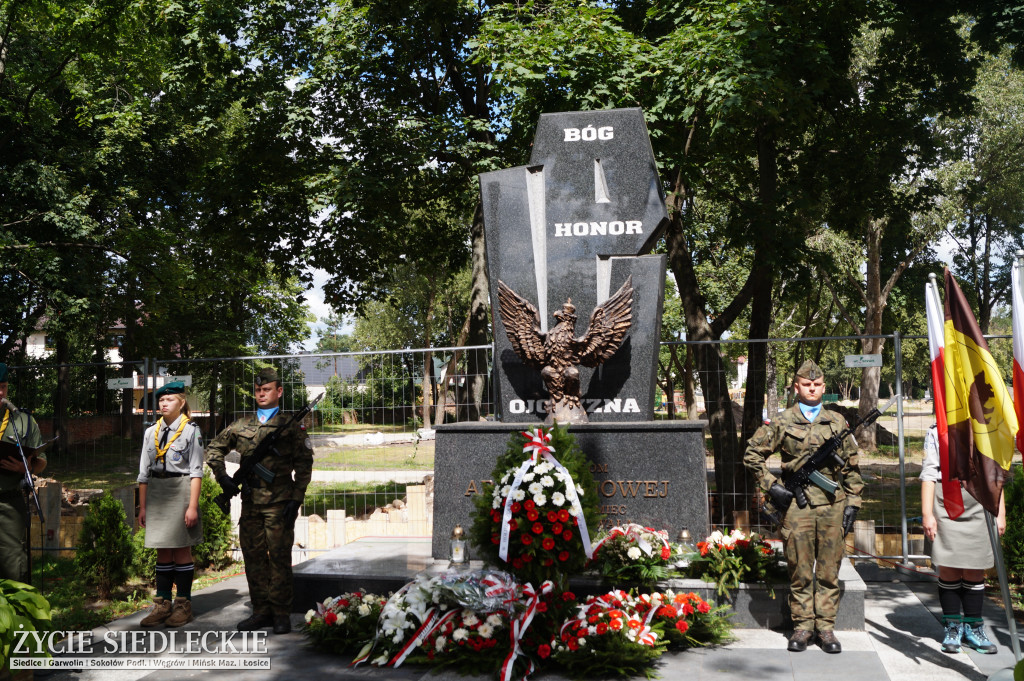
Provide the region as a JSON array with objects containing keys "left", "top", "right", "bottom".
[
  {"left": 925, "top": 277, "right": 962, "bottom": 518},
  {"left": 943, "top": 268, "right": 1018, "bottom": 517},
  {"left": 1012, "top": 259, "right": 1024, "bottom": 454}
]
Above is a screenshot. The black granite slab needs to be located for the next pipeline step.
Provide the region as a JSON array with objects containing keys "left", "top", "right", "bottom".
[
  {"left": 430, "top": 421, "right": 709, "bottom": 560},
  {"left": 480, "top": 108, "right": 668, "bottom": 422}
]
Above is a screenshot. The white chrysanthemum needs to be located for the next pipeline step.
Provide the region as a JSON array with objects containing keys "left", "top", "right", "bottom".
[
  {"left": 536, "top": 462, "right": 552, "bottom": 474},
  {"left": 570, "top": 503, "right": 582, "bottom": 516},
  {"left": 540, "top": 475, "right": 554, "bottom": 487},
  {"left": 709, "top": 530, "right": 724, "bottom": 543},
  {"left": 452, "top": 628, "right": 469, "bottom": 641},
  {"left": 627, "top": 546, "right": 642, "bottom": 560},
  {"left": 487, "top": 613, "right": 503, "bottom": 627},
  {"left": 478, "top": 623, "right": 494, "bottom": 639},
  {"left": 534, "top": 493, "right": 547, "bottom": 507},
  {"left": 626, "top": 629, "right": 637, "bottom": 641},
  {"left": 358, "top": 604, "right": 370, "bottom": 617},
  {"left": 435, "top": 636, "right": 447, "bottom": 652},
  {"left": 551, "top": 491, "right": 566, "bottom": 506},
  {"left": 523, "top": 472, "right": 536, "bottom": 482},
  {"left": 513, "top": 489, "right": 526, "bottom": 501},
  {"left": 576, "top": 483, "right": 584, "bottom": 496},
  {"left": 588, "top": 625, "right": 598, "bottom": 636},
  {"left": 528, "top": 482, "right": 544, "bottom": 495},
  {"left": 492, "top": 498, "right": 501, "bottom": 509},
  {"left": 730, "top": 528, "right": 746, "bottom": 540},
  {"left": 501, "top": 485, "right": 512, "bottom": 497},
  {"left": 501, "top": 472, "right": 511, "bottom": 484},
  {"left": 462, "top": 611, "right": 479, "bottom": 626},
  {"left": 304, "top": 609, "right": 315, "bottom": 623}
]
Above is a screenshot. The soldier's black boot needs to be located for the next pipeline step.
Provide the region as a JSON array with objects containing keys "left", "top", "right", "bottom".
[
  {"left": 818, "top": 630, "right": 842, "bottom": 654},
  {"left": 273, "top": 615, "right": 292, "bottom": 635},
  {"left": 237, "top": 612, "right": 274, "bottom": 631},
  {"left": 788, "top": 630, "right": 813, "bottom": 652}
]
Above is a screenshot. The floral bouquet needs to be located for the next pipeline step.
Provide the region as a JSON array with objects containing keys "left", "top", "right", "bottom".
[
  {"left": 354, "top": 575, "right": 441, "bottom": 667},
  {"left": 470, "top": 424, "right": 601, "bottom": 589},
  {"left": 591, "top": 524, "right": 678, "bottom": 585},
  {"left": 685, "top": 528, "right": 786, "bottom": 598},
  {"left": 631, "top": 590, "right": 732, "bottom": 649},
  {"left": 302, "top": 591, "right": 387, "bottom": 654},
  {"left": 420, "top": 608, "right": 513, "bottom": 673},
  {"left": 547, "top": 589, "right": 665, "bottom": 679}
]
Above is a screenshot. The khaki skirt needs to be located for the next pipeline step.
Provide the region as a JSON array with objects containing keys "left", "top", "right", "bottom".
[
  {"left": 931, "top": 482, "right": 994, "bottom": 570},
  {"left": 144, "top": 476, "right": 204, "bottom": 548}
]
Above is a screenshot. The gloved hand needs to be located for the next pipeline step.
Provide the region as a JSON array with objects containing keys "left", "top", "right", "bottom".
[
  {"left": 282, "top": 499, "right": 302, "bottom": 525},
  {"left": 216, "top": 473, "right": 239, "bottom": 498},
  {"left": 842, "top": 506, "right": 859, "bottom": 537},
  {"left": 767, "top": 482, "right": 795, "bottom": 512}
]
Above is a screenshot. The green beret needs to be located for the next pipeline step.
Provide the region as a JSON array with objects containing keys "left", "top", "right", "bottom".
[
  {"left": 0, "top": 363, "right": 8, "bottom": 383},
  {"left": 796, "top": 359, "right": 824, "bottom": 381},
  {"left": 155, "top": 381, "right": 186, "bottom": 400},
  {"left": 255, "top": 368, "right": 280, "bottom": 386}
]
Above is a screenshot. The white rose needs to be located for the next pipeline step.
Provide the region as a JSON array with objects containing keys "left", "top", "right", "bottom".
[
  {"left": 627, "top": 546, "right": 642, "bottom": 560},
  {"left": 540, "top": 475, "right": 554, "bottom": 488},
  {"left": 452, "top": 628, "right": 469, "bottom": 641},
  {"left": 534, "top": 493, "right": 547, "bottom": 507},
  {"left": 435, "top": 636, "right": 447, "bottom": 652},
  {"left": 337, "top": 612, "right": 347, "bottom": 624},
  {"left": 552, "top": 492, "right": 566, "bottom": 506},
  {"left": 358, "top": 604, "right": 370, "bottom": 617},
  {"left": 363, "top": 594, "right": 377, "bottom": 603},
  {"left": 478, "top": 623, "right": 494, "bottom": 639},
  {"left": 578, "top": 637, "right": 587, "bottom": 647},
  {"left": 304, "top": 609, "right": 315, "bottom": 623}
]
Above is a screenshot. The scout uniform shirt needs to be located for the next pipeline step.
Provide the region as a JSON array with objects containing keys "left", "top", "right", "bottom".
[
  {"left": 743, "top": 403, "right": 864, "bottom": 509},
  {"left": 0, "top": 409, "right": 44, "bottom": 492},
  {"left": 205, "top": 411, "right": 313, "bottom": 505},
  {"left": 137, "top": 414, "right": 204, "bottom": 483}
]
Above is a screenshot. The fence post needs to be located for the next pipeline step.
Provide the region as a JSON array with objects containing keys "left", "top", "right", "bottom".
[{"left": 894, "top": 331, "right": 911, "bottom": 568}]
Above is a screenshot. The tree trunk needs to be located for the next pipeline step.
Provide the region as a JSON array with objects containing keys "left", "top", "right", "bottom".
[
  {"left": 765, "top": 342, "right": 779, "bottom": 420},
  {"left": 741, "top": 265, "right": 773, "bottom": 444},
  {"left": 856, "top": 219, "right": 887, "bottom": 449},
  {"left": 684, "top": 345, "right": 698, "bottom": 420},
  {"left": 54, "top": 334, "right": 70, "bottom": 457},
  {"left": 464, "top": 201, "right": 490, "bottom": 421}
]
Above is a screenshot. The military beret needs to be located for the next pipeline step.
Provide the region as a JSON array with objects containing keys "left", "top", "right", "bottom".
[
  {"left": 155, "top": 381, "right": 186, "bottom": 400},
  {"left": 255, "top": 367, "right": 280, "bottom": 386},
  {"left": 796, "top": 359, "right": 824, "bottom": 381},
  {"left": 0, "top": 363, "right": 8, "bottom": 383}
]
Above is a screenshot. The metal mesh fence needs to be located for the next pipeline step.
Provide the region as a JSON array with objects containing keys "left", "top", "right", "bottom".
[{"left": 12, "top": 333, "right": 1014, "bottom": 575}]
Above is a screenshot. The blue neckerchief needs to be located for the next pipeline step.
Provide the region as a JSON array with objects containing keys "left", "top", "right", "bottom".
[
  {"left": 257, "top": 407, "right": 279, "bottom": 424},
  {"left": 799, "top": 402, "right": 822, "bottom": 422}
]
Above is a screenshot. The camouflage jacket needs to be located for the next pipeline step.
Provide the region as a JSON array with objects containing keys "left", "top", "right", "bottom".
[
  {"left": 743, "top": 404, "right": 864, "bottom": 509},
  {"left": 0, "top": 409, "right": 43, "bottom": 492},
  {"left": 205, "top": 411, "right": 313, "bottom": 505}
]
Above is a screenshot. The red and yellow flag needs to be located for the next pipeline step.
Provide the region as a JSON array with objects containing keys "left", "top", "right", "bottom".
[{"left": 943, "top": 269, "right": 1018, "bottom": 516}]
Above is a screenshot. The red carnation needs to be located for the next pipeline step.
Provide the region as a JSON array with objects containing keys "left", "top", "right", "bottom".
[
  {"left": 524, "top": 499, "right": 535, "bottom": 511},
  {"left": 558, "top": 550, "right": 569, "bottom": 561},
  {"left": 324, "top": 611, "right": 337, "bottom": 625},
  {"left": 657, "top": 605, "right": 677, "bottom": 618},
  {"left": 596, "top": 622, "right": 608, "bottom": 635},
  {"left": 538, "top": 644, "right": 551, "bottom": 659},
  {"left": 552, "top": 522, "right": 563, "bottom": 535},
  {"left": 675, "top": 620, "right": 690, "bottom": 634},
  {"left": 532, "top": 522, "right": 544, "bottom": 534},
  {"left": 509, "top": 519, "right": 518, "bottom": 531},
  {"left": 527, "top": 509, "right": 540, "bottom": 522},
  {"left": 543, "top": 558, "right": 554, "bottom": 566},
  {"left": 547, "top": 511, "right": 558, "bottom": 522},
  {"left": 512, "top": 557, "right": 523, "bottom": 569},
  {"left": 522, "top": 553, "right": 533, "bottom": 562},
  {"left": 563, "top": 591, "right": 576, "bottom": 601},
  {"left": 511, "top": 502, "right": 522, "bottom": 514},
  {"left": 563, "top": 530, "right": 573, "bottom": 541},
  {"left": 682, "top": 603, "right": 694, "bottom": 615},
  {"left": 558, "top": 509, "right": 570, "bottom": 522},
  {"left": 537, "top": 602, "right": 548, "bottom": 613},
  {"left": 542, "top": 537, "right": 555, "bottom": 550},
  {"left": 697, "top": 601, "right": 711, "bottom": 614},
  {"left": 491, "top": 510, "right": 501, "bottom": 522},
  {"left": 522, "top": 533, "right": 533, "bottom": 545},
  {"left": 338, "top": 599, "right": 350, "bottom": 608},
  {"left": 661, "top": 546, "right": 672, "bottom": 560},
  {"left": 567, "top": 638, "right": 579, "bottom": 651},
  {"left": 491, "top": 533, "right": 500, "bottom": 545}
]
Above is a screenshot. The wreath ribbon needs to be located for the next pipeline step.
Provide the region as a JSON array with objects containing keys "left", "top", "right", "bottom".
[{"left": 500, "top": 580, "right": 552, "bottom": 681}]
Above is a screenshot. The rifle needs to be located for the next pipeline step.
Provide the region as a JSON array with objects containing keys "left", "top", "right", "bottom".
[
  {"left": 761, "top": 394, "right": 899, "bottom": 528},
  {"left": 213, "top": 392, "right": 324, "bottom": 514},
  {"left": 0, "top": 399, "right": 55, "bottom": 523}
]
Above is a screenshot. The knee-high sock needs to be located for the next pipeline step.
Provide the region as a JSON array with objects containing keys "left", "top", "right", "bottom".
[
  {"left": 938, "top": 579, "right": 962, "bottom": 620},
  {"left": 961, "top": 579, "right": 985, "bottom": 622},
  {"left": 174, "top": 562, "right": 195, "bottom": 600},
  {"left": 155, "top": 562, "right": 175, "bottom": 600}
]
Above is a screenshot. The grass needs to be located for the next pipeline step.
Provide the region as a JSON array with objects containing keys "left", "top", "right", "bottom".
[
  {"left": 313, "top": 442, "right": 434, "bottom": 470},
  {"left": 32, "top": 556, "right": 243, "bottom": 631},
  {"left": 315, "top": 422, "right": 415, "bottom": 435},
  {"left": 303, "top": 481, "right": 410, "bottom": 518}
]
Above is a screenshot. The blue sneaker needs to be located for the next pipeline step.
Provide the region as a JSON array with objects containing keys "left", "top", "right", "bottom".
[
  {"left": 941, "top": 620, "right": 962, "bottom": 653},
  {"left": 962, "top": 622, "right": 997, "bottom": 654}
]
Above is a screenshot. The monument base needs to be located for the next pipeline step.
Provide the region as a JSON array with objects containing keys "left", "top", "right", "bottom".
[
  {"left": 432, "top": 420, "right": 710, "bottom": 560},
  {"left": 291, "top": 538, "right": 866, "bottom": 630}
]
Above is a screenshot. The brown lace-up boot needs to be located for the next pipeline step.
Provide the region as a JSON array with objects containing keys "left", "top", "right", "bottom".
[
  {"left": 140, "top": 598, "right": 173, "bottom": 627},
  {"left": 165, "top": 597, "right": 193, "bottom": 627}
]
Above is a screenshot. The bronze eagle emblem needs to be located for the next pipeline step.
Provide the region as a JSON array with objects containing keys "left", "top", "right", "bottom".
[{"left": 497, "top": 276, "right": 634, "bottom": 423}]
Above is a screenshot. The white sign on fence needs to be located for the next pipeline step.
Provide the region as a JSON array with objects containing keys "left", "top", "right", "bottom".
[
  {"left": 106, "top": 378, "right": 134, "bottom": 390},
  {"left": 844, "top": 354, "right": 883, "bottom": 368},
  {"left": 165, "top": 375, "right": 193, "bottom": 386}
]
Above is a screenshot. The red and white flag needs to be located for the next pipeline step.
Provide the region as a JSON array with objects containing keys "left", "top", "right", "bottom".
[
  {"left": 925, "top": 278, "right": 964, "bottom": 518},
  {"left": 1013, "top": 261, "right": 1024, "bottom": 454}
]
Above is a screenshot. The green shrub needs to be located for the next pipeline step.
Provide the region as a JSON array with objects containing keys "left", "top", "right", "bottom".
[
  {"left": 75, "top": 493, "right": 134, "bottom": 598},
  {"left": 0, "top": 579, "right": 52, "bottom": 670},
  {"left": 194, "top": 473, "right": 235, "bottom": 569},
  {"left": 1002, "top": 465, "right": 1024, "bottom": 580},
  {"left": 132, "top": 528, "right": 156, "bottom": 581}
]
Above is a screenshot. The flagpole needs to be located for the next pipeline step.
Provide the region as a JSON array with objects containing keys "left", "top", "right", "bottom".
[{"left": 985, "top": 509, "right": 1021, "bottom": 663}]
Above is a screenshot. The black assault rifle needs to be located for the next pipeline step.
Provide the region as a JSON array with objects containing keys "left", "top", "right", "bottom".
[
  {"left": 213, "top": 392, "right": 324, "bottom": 514},
  {"left": 760, "top": 394, "right": 899, "bottom": 528},
  {"left": 0, "top": 399, "right": 56, "bottom": 523}
]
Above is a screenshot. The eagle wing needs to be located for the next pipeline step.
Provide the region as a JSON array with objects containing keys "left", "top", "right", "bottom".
[
  {"left": 575, "top": 275, "right": 633, "bottom": 367},
  {"left": 497, "top": 280, "right": 547, "bottom": 367}
]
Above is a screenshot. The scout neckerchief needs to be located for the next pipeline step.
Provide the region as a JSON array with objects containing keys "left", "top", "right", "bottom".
[
  {"left": 0, "top": 407, "right": 9, "bottom": 441},
  {"left": 154, "top": 415, "right": 189, "bottom": 464}
]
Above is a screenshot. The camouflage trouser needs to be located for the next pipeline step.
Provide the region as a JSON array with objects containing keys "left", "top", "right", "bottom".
[
  {"left": 0, "top": 491, "right": 29, "bottom": 582},
  {"left": 239, "top": 501, "right": 294, "bottom": 616},
  {"left": 780, "top": 500, "right": 845, "bottom": 632}
]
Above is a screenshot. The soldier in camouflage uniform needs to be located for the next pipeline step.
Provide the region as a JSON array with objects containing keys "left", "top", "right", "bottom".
[
  {"left": 743, "top": 359, "right": 864, "bottom": 654},
  {"left": 0, "top": 363, "right": 46, "bottom": 582},
  {"left": 206, "top": 368, "right": 313, "bottom": 634}
]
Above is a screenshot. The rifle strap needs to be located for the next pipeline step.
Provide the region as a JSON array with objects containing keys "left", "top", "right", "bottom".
[{"left": 0, "top": 408, "right": 10, "bottom": 441}]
